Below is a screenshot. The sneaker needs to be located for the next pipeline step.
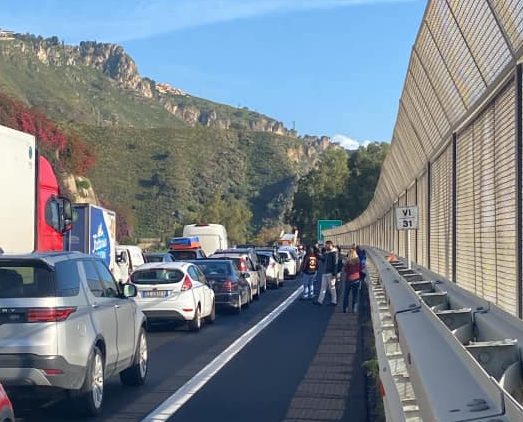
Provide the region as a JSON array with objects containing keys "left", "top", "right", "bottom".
[
  {"left": 329, "top": 303, "right": 337, "bottom": 307},
  {"left": 313, "top": 301, "right": 322, "bottom": 306}
]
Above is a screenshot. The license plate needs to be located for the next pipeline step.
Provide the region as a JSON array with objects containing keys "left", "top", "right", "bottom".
[{"left": 142, "top": 290, "right": 170, "bottom": 298}]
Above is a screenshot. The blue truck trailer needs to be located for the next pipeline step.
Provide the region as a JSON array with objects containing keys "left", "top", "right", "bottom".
[{"left": 65, "top": 203, "right": 117, "bottom": 274}]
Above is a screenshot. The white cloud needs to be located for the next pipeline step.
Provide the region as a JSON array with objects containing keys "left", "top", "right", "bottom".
[
  {"left": 332, "top": 134, "right": 379, "bottom": 150},
  {"left": 3, "top": 0, "right": 416, "bottom": 43}
]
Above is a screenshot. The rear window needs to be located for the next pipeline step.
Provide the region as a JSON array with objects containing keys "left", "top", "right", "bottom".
[
  {"left": 146, "top": 255, "right": 163, "bottom": 263},
  {"left": 257, "top": 254, "right": 271, "bottom": 266},
  {"left": 170, "top": 250, "right": 197, "bottom": 260},
  {"left": 0, "top": 260, "right": 80, "bottom": 298},
  {"left": 131, "top": 269, "right": 184, "bottom": 285},
  {"left": 196, "top": 262, "right": 233, "bottom": 277}
]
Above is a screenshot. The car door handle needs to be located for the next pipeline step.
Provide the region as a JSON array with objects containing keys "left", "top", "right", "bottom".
[
  {"left": 114, "top": 304, "right": 120, "bottom": 309},
  {"left": 91, "top": 303, "right": 99, "bottom": 308}
]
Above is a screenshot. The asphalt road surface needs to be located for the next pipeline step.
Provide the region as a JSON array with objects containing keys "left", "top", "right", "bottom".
[{"left": 14, "top": 276, "right": 365, "bottom": 422}]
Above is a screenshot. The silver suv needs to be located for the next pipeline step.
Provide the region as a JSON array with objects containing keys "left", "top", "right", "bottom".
[{"left": 0, "top": 252, "right": 148, "bottom": 416}]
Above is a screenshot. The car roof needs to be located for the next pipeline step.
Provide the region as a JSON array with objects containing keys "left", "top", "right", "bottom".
[
  {"left": 188, "top": 259, "right": 232, "bottom": 264},
  {"left": 0, "top": 251, "right": 95, "bottom": 266},
  {"left": 133, "top": 261, "right": 192, "bottom": 271},
  {"left": 215, "top": 248, "right": 252, "bottom": 253}
]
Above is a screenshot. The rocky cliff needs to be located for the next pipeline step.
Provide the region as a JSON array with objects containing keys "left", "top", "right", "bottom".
[{"left": 1, "top": 34, "right": 300, "bottom": 135}]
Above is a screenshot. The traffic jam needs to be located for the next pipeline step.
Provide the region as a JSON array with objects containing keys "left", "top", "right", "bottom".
[{"left": 0, "top": 129, "right": 304, "bottom": 419}]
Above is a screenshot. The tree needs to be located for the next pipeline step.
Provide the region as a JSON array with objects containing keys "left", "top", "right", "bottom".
[
  {"left": 289, "top": 143, "right": 388, "bottom": 244},
  {"left": 197, "top": 192, "right": 252, "bottom": 245}
]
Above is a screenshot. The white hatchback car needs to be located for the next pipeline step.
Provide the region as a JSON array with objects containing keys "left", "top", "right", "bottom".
[{"left": 131, "top": 262, "right": 215, "bottom": 331}]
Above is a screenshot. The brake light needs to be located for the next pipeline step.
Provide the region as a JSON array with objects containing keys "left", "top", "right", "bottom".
[
  {"left": 43, "top": 368, "right": 64, "bottom": 375},
  {"left": 181, "top": 275, "right": 193, "bottom": 291},
  {"left": 239, "top": 258, "right": 247, "bottom": 272},
  {"left": 27, "top": 307, "right": 77, "bottom": 323}
]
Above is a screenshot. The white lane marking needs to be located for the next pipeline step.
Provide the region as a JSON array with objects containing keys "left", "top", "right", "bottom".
[{"left": 142, "top": 285, "right": 303, "bottom": 421}]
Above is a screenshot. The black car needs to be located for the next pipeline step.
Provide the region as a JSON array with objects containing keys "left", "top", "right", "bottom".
[
  {"left": 144, "top": 252, "right": 175, "bottom": 263},
  {"left": 168, "top": 248, "right": 207, "bottom": 260},
  {"left": 189, "top": 259, "right": 251, "bottom": 312}
]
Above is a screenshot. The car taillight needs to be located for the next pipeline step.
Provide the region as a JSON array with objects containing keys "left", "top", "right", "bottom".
[
  {"left": 222, "top": 280, "right": 236, "bottom": 292},
  {"left": 27, "top": 307, "right": 77, "bottom": 323},
  {"left": 239, "top": 258, "right": 247, "bottom": 272},
  {"left": 181, "top": 275, "right": 193, "bottom": 291}
]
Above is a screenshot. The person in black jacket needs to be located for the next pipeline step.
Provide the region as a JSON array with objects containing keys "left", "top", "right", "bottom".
[
  {"left": 314, "top": 240, "right": 338, "bottom": 306},
  {"left": 300, "top": 246, "right": 318, "bottom": 299}
]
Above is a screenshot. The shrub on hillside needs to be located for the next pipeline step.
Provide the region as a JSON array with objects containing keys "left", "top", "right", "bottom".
[{"left": 0, "top": 92, "right": 95, "bottom": 175}]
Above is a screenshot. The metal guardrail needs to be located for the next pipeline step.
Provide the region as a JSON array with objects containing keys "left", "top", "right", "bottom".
[{"left": 367, "top": 247, "right": 523, "bottom": 421}]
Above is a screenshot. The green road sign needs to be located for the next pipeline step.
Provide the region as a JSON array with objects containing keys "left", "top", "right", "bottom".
[{"left": 317, "top": 220, "right": 343, "bottom": 242}]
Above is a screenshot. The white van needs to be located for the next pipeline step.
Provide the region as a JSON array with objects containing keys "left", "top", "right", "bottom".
[
  {"left": 183, "top": 224, "right": 228, "bottom": 256},
  {"left": 116, "top": 245, "right": 146, "bottom": 282}
]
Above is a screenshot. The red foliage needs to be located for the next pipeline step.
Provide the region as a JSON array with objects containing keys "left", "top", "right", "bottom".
[{"left": 0, "top": 92, "right": 95, "bottom": 175}]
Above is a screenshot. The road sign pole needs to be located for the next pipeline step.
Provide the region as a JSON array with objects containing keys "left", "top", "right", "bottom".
[{"left": 407, "top": 229, "right": 412, "bottom": 270}]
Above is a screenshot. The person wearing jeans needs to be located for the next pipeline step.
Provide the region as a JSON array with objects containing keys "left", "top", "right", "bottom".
[
  {"left": 315, "top": 241, "right": 338, "bottom": 306},
  {"left": 300, "top": 246, "right": 318, "bottom": 299},
  {"left": 343, "top": 248, "right": 362, "bottom": 313}
]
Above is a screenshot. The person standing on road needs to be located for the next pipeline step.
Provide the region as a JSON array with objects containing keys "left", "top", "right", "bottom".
[
  {"left": 315, "top": 240, "right": 338, "bottom": 306},
  {"left": 343, "top": 248, "right": 362, "bottom": 313},
  {"left": 300, "top": 246, "right": 318, "bottom": 299},
  {"left": 313, "top": 245, "right": 324, "bottom": 298}
]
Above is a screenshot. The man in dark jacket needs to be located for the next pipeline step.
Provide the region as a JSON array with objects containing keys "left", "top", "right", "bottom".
[
  {"left": 315, "top": 240, "right": 338, "bottom": 306},
  {"left": 300, "top": 246, "right": 318, "bottom": 299}
]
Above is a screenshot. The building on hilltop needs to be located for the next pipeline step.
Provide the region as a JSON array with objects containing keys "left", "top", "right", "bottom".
[{"left": 0, "top": 29, "right": 15, "bottom": 40}]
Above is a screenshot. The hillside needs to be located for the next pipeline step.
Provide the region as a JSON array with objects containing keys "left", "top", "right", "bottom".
[{"left": 0, "top": 33, "right": 334, "bottom": 239}]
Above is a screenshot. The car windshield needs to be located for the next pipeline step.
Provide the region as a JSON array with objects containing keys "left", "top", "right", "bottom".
[
  {"left": 131, "top": 269, "right": 184, "bottom": 285},
  {"left": 170, "top": 250, "right": 197, "bottom": 260},
  {"left": 195, "top": 262, "right": 233, "bottom": 277},
  {"left": 279, "top": 252, "right": 289, "bottom": 260}
]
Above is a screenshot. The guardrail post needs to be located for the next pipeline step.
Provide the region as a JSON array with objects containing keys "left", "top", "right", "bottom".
[
  {"left": 427, "top": 161, "right": 432, "bottom": 270},
  {"left": 452, "top": 133, "right": 457, "bottom": 283},
  {"left": 516, "top": 63, "right": 523, "bottom": 319}
]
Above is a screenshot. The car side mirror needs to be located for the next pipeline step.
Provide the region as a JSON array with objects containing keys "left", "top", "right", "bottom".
[
  {"left": 242, "top": 272, "right": 251, "bottom": 279},
  {"left": 256, "top": 264, "right": 262, "bottom": 271},
  {"left": 116, "top": 252, "right": 127, "bottom": 264},
  {"left": 122, "top": 283, "right": 137, "bottom": 298}
]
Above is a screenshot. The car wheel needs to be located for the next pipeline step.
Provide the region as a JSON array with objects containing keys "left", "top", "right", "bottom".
[
  {"left": 206, "top": 300, "right": 216, "bottom": 323},
  {"left": 188, "top": 305, "right": 202, "bottom": 332},
  {"left": 254, "top": 283, "right": 260, "bottom": 300},
  {"left": 261, "top": 280, "right": 267, "bottom": 293},
  {"left": 120, "top": 327, "right": 148, "bottom": 386},
  {"left": 76, "top": 346, "right": 104, "bottom": 416}
]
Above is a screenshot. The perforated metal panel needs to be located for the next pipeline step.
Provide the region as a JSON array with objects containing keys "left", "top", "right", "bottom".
[
  {"left": 494, "top": 82, "right": 517, "bottom": 314},
  {"left": 430, "top": 144, "right": 453, "bottom": 279},
  {"left": 456, "top": 123, "right": 476, "bottom": 295},
  {"left": 416, "top": 172, "right": 429, "bottom": 267}
]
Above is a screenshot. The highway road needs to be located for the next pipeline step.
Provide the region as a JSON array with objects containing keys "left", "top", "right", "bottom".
[{"left": 15, "top": 277, "right": 364, "bottom": 422}]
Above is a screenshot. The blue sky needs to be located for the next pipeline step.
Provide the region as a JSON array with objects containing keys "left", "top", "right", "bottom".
[{"left": 1, "top": 0, "right": 426, "bottom": 148}]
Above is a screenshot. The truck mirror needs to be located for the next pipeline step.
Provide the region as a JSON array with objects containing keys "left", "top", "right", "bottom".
[{"left": 116, "top": 251, "right": 127, "bottom": 264}]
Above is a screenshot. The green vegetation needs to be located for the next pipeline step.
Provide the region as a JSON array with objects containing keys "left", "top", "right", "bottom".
[
  {"left": 197, "top": 192, "right": 252, "bottom": 245},
  {"left": 76, "top": 124, "right": 313, "bottom": 238},
  {"left": 289, "top": 143, "right": 389, "bottom": 244},
  {"left": 0, "top": 34, "right": 328, "bottom": 240}
]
